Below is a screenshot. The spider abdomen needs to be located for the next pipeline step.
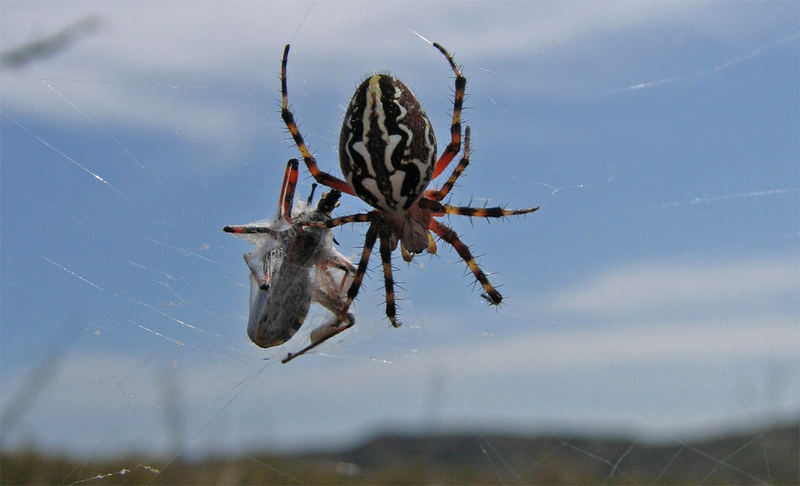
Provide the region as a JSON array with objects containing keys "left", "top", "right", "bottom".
[{"left": 340, "top": 74, "right": 437, "bottom": 213}]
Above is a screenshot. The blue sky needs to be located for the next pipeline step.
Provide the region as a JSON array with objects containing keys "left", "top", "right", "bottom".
[{"left": 1, "top": 2, "right": 798, "bottom": 459}]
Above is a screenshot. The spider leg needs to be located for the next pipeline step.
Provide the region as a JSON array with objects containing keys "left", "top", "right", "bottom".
[
  {"left": 303, "top": 212, "right": 374, "bottom": 229},
  {"left": 429, "top": 219, "right": 503, "bottom": 305},
  {"left": 336, "top": 221, "right": 378, "bottom": 321},
  {"left": 282, "top": 222, "right": 379, "bottom": 363},
  {"left": 428, "top": 126, "right": 470, "bottom": 201},
  {"left": 223, "top": 159, "right": 301, "bottom": 233},
  {"left": 281, "top": 45, "right": 356, "bottom": 196},
  {"left": 431, "top": 42, "right": 466, "bottom": 180},
  {"left": 442, "top": 204, "right": 539, "bottom": 218},
  {"left": 417, "top": 197, "right": 539, "bottom": 218},
  {"left": 379, "top": 228, "right": 400, "bottom": 327}
]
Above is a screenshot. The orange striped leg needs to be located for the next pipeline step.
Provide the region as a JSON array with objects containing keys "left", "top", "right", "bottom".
[
  {"left": 429, "top": 127, "right": 470, "bottom": 201},
  {"left": 279, "top": 159, "right": 299, "bottom": 221},
  {"left": 442, "top": 204, "right": 540, "bottom": 218},
  {"left": 282, "top": 222, "right": 379, "bottom": 363},
  {"left": 379, "top": 229, "right": 400, "bottom": 327},
  {"left": 429, "top": 219, "right": 503, "bottom": 305},
  {"left": 223, "top": 159, "right": 301, "bottom": 233},
  {"left": 431, "top": 42, "right": 466, "bottom": 180},
  {"left": 417, "top": 197, "right": 539, "bottom": 218},
  {"left": 303, "top": 212, "right": 374, "bottom": 229},
  {"left": 336, "top": 221, "right": 378, "bottom": 322},
  {"left": 281, "top": 45, "right": 355, "bottom": 196}
]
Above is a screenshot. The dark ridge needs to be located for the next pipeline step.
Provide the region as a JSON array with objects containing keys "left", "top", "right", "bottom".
[{"left": 2, "top": 422, "right": 797, "bottom": 485}]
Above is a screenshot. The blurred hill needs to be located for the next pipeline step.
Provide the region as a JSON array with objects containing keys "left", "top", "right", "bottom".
[{"left": 2, "top": 421, "right": 797, "bottom": 484}]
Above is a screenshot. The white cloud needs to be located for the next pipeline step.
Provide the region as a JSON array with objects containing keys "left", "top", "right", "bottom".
[
  {"left": 4, "top": 310, "right": 796, "bottom": 456},
  {"left": 1, "top": 1, "right": 781, "bottom": 159},
  {"left": 198, "top": 254, "right": 799, "bottom": 406},
  {"left": 4, "top": 253, "right": 797, "bottom": 454},
  {"left": 420, "top": 315, "right": 799, "bottom": 376},
  {"left": 545, "top": 255, "right": 798, "bottom": 315}
]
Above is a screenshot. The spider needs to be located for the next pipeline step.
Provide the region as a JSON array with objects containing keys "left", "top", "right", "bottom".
[
  {"left": 279, "top": 42, "right": 538, "bottom": 362},
  {"left": 223, "top": 159, "right": 356, "bottom": 352}
]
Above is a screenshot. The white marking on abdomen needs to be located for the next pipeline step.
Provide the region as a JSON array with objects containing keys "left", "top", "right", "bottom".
[{"left": 360, "top": 177, "right": 387, "bottom": 208}]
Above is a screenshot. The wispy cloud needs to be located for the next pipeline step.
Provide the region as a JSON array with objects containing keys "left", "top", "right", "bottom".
[
  {"left": 179, "top": 256, "right": 800, "bottom": 394},
  {"left": 545, "top": 255, "right": 798, "bottom": 315},
  {"left": 0, "top": 2, "right": 782, "bottom": 157},
  {"left": 603, "top": 32, "right": 800, "bottom": 95},
  {"left": 421, "top": 316, "right": 799, "bottom": 376},
  {"left": 5, "top": 311, "right": 795, "bottom": 456}
]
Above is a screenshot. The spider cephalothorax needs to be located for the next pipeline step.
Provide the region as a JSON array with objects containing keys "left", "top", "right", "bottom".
[{"left": 278, "top": 42, "right": 538, "bottom": 362}]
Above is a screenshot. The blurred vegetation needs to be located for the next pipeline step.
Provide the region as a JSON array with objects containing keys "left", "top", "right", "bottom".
[{"left": 2, "top": 422, "right": 796, "bottom": 485}]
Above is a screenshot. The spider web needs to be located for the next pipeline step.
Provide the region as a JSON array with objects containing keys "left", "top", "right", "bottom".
[{"left": 1, "top": 2, "right": 798, "bottom": 485}]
